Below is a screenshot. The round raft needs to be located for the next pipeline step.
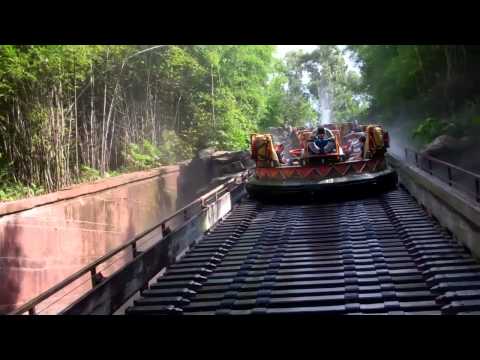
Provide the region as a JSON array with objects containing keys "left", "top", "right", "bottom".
[{"left": 248, "top": 123, "right": 397, "bottom": 201}]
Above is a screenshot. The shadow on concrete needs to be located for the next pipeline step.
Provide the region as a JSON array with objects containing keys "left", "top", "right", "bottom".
[
  {"left": 0, "top": 221, "right": 23, "bottom": 314},
  {"left": 0, "top": 152, "right": 245, "bottom": 315},
  {"left": 175, "top": 155, "right": 215, "bottom": 211},
  {"left": 175, "top": 149, "right": 254, "bottom": 210},
  {"left": 156, "top": 174, "right": 174, "bottom": 217}
]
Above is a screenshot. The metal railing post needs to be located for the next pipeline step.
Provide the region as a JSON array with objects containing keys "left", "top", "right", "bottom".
[
  {"left": 90, "top": 268, "right": 97, "bottom": 288},
  {"left": 476, "top": 178, "right": 480, "bottom": 202},
  {"left": 131, "top": 242, "right": 137, "bottom": 258}
]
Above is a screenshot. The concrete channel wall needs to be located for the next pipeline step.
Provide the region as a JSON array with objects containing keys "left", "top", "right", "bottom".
[
  {"left": 0, "top": 150, "right": 254, "bottom": 314},
  {"left": 388, "top": 154, "right": 480, "bottom": 259}
]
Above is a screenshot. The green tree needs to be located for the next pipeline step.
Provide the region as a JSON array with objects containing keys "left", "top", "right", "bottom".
[
  {"left": 0, "top": 45, "right": 283, "bottom": 199},
  {"left": 297, "top": 45, "right": 366, "bottom": 122}
]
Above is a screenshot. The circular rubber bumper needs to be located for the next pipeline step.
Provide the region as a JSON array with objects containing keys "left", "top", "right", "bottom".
[{"left": 246, "top": 168, "right": 398, "bottom": 201}]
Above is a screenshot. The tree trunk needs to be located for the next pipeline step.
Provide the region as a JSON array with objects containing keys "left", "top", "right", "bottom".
[
  {"left": 211, "top": 64, "right": 215, "bottom": 131},
  {"left": 175, "top": 94, "right": 182, "bottom": 132},
  {"left": 414, "top": 45, "right": 427, "bottom": 88},
  {"left": 90, "top": 62, "right": 95, "bottom": 169},
  {"left": 74, "top": 55, "right": 79, "bottom": 179},
  {"left": 444, "top": 46, "right": 453, "bottom": 114},
  {"left": 101, "top": 61, "right": 108, "bottom": 175}
]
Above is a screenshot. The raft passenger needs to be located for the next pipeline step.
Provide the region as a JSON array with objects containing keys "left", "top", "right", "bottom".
[
  {"left": 347, "top": 135, "right": 366, "bottom": 161},
  {"left": 310, "top": 127, "right": 336, "bottom": 154}
]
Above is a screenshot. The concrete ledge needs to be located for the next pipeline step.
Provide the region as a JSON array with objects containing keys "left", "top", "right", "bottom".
[
  {"left": 387, "top": 154, "right": 480, "bottom": 258},
  {"left": 61, "top": 183, "right": 246, "bottom": 315},
  {"left": 0, "top": 165, "right": 181, "bottom": 217},
  {"left": 0, "top": 151, "right": 249, "bottom": 313}
]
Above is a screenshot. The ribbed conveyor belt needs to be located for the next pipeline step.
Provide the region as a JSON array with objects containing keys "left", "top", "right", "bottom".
[{"left": 125, "top": 189, "right": 480, "bottom": 315}]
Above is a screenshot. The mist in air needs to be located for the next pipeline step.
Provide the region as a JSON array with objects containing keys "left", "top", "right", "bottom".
[{"left": 319, "top": 91, "right": 332, "bottom": 125}]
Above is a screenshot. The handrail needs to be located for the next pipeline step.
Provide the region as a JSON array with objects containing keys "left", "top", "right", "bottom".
[
  {"left": 10, "top": 173, "right": 247, "bottom": 315},
  {"left": 406, "top": 148, "right": 480, "bottom": 179},
  {"left": 404, "top": 148, "right": 480, "bottom": 202}
]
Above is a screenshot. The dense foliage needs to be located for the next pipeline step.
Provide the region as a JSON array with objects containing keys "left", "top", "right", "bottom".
[
  {"left": 0, "top": 45, "right": 277, "bottom": 198},
  {"left": 295, "top": 46, "right": 366, "bottom": 122},
  {"left": 0, "top": 45, "right": 331, "bottom": 200},
  {"left": 259, "top": 57, "right": 317, "bottom": 129},
  {"left": 348, "top": 45, "right": 480, "bottom": 143},
  {"left": 259, "top": 46, "right": 366, "bottom": 128},
  {"left": 5, "top": 44, "right": 476, "bottom": 201}
]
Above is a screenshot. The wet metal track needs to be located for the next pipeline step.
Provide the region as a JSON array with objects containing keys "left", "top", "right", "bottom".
[{"left": 126, "top": 188, "right": 480, "bottom": 315}]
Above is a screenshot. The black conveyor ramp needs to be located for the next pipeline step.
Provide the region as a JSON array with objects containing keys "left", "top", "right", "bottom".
[{"left": 126, "top": 189, "right": 480, "bottom": 315}]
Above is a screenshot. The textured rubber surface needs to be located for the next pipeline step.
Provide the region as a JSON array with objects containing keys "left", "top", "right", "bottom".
[
  {"left": 126, "top": 188, "right": 480, "bottom": 315},
  {"left": 246, "top": 169, "right": 398, "bottom": 201}
]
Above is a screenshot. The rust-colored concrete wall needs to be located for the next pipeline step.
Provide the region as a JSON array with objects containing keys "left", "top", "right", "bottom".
[{"left": 0, "top": 164, "right": 202, "bottom": 314}]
